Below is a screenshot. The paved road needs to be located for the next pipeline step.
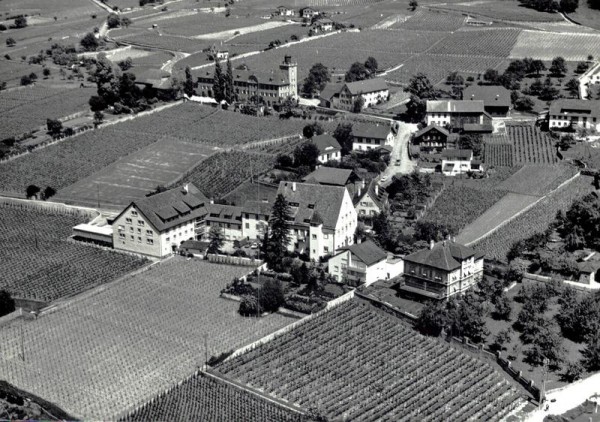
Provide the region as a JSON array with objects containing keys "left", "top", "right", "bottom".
[{"left": 382, "top": 121, "right": 418, "bottom": 180}]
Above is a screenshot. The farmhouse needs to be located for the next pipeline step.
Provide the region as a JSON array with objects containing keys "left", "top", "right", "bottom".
[
  {"left": 300, "top": 7, "right": 319, "bottom": 19},
  {"left": 441, "top": 149, "right": 482, "bottom": 176},
  {"left": 328, "top": 240, "right": 403, "bottom": 286},
  {"left": 426, "top": 100, "right": 490, "bottom": 130},
  {"left": 311, "top": 18, "right": 334, "bottom": 33},
  {"left": 112, "top": 184, "right": 209, "bottom": 258},
  {"left": 401, "top": 239, "right": 484, "bottom": 300},
  {"left": 548, "top": 99, "right": 600, "bottom": 130},
  {"left": 412, "top": 125, "right": 456, "bottom": 152},
  {"left": 195, "top": 55, "right": 298, "bottom": 104},
  {"left": 332, "top": 78, "right": 389, "bottom": 111},
  {"left": 312, "top": 134, "right": 342, "bottom": 163},
  {"left": 275, "top": 6, "right": 294, "bottom": 16},
  {"left": 318, "top": 83, "right": 343, "bottom": 107},
  {"left": 354, "top": 179, "right": 388, "bottom": 217},
  {"left": 277, "top": 181, "right": 357, "bottom": 260},
  {"left": 208, "top": 47, "right": 229, "bottom": 61},
  {"left": 352, "top": 123, "right": 394, "bottom": 151},
  {"left": 463, "top": 85, "right": 511, "bottom": 117}
]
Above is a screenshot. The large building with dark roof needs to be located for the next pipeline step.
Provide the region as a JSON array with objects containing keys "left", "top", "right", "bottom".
[
  {"left": 463, "top": 85, "right": 511, "bottom": 117},
  {"left": 195, "top": 55, "right": 297, "bottom": 105},
  {"left": 352, "top": 122, "right": 394, "bottom": 152},
  {"left": 426, "top": 100, "right": 491, "bottom": 130},
  {"left": 548, "top": 99, "right": 600, "bottom": 131},
  {"left": 332, "top": 78, "right": 389, "bottom": 111},
  {"left": 401, "top": 239, "right": 484, "bottom": 299}
]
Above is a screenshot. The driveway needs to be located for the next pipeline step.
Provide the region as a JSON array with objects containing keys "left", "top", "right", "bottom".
[{"left": 382, "top": 121, "right": 418, "bottom": 180}]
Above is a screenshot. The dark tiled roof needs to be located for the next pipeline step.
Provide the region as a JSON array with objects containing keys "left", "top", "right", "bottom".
[
  {"left": 319, "top": 83, "right": 344, "bottom": 101},
  {"left": 277, "top": 181, "right": 346, "bottom": 229},
  {"left": 549, "top": 99, "right": 600, "bottom": 118},
  {"left": 223, "top": 181, "right": 278, "bottom": 206},
  {"left": 354, "top": 179, "right": 387, "bottom": 210},
  {"left": 312, "top": 134, "right": 341, "bottom": 154},
  {"left": 414, "top": 124, "right": 449, "bottom": 138},
  {"left": 206, "top": 204, "right": 243, "bottom": 224},
  {"left": 303, "top": 167, "right": 355, "bottom": 186},
  {"left": 127, "top": 184, "right": 209, "bottom": 232},
  {"left": 339, "top": 240, "right": 387, "bottom": 266},
  {"left": 463, "top": 85, "right": 511, "bottom": 108},
  {"left": 442, "top": 149, "right": 472, "bottom": 160},
  {"left": 352, "top": 123, "right": 392, "bottom": 140},
  {"left": 344, "top": 78, "right": 388, "bottom": 95},
  {"left": 405, "top": 241, "right": 477, "bottom": 271},
  {"left": 427, "top": 100, "right": 485, "bottom": 113},
  {"left": 196, "top": 68, "right": 289, "bottom": 86},
  {"left": 242, "top": 200, "right": 272, "bottom": 216},
  {"left": 463, "top": 123, "right": 493, "bottom": 133}
]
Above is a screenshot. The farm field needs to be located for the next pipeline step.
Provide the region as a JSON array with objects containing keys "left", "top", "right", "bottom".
[
  {"left": 392, "top": 9, "right": 466, "bottom": 31},
  {"left": 474, "top": 174, "right": 597, "bottom": 261},
  {"left": 0, "top": 0, "right": 99, "bottom": 20},
  {"left": 426, "top": 28, "right": 521, "bottom": 57},
  {"left": 495, "top": 164, "right": 576, "bottom": 196},
  {"left": 0, "top": 85, "right": 95, "bottom": 140},
  {"left": 0, "top": 257, "right": 295, "bottom": 420},
  {"left": 121, "top": 372, "right": 304, "bottom": 422},
  {"left": 54, "top": 139, "right": 218, "bottom": 209},
  {"left": 0, "top": 59, "right": 45, "bottom": 88},
  {"left": 227, "top": 24, "right": 308, "bottom": 48},
  {"left": 484, "top": 125, "right": 559, "bottom": 166},
  {"left": 0, "top": 204, "right": 147, "bottom": 302},
  {"left": 430, "top": 0, "right": 564, "bottom": 22},
  {"left": 216, "top": 300, "right": 524, "bottom": 421},
  {"left": 509, "top": 30, "right": 600, "bottom": 61},
  {"left": 111, "top": 32, "right": 207, "bottom": 54},
  {"left": 484, "top": 140, "right": 514, "bottom": 167}
]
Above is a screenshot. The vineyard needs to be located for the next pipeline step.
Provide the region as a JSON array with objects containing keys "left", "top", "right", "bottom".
[
  {"left": 112, "top": 32, "right": 206, "bottom": 54},
  {"left": 495, "top": 164, "right": 576, "bottom": 196},
  {"left": 0, "top": 204, "right": 147, "bottom": 302},
  {"left": 510, "top": 30, "right": 600, "bottom": 61},
  {"left": 484, "top": 140, "right": 514, "bottom": 167},
  {"left": 0, "top": 86, "right": 96, "bottom": 140},
  {"left": 430, "top": 1, "right": 564, "bottom": 22},
  {"left": 121, "top": 372, "right": 303, "bottom": 422},
  {"left": 181, "top": 151, "right": 276, "bottom": 199},
  {"left": 474, "top": 174, "right": 597, "bottom": 261},
  {"left": 426, "top": 28, "right": 521, "bottom": 57},
  {"left": 216, "top": 300, "right": 524, "bottom": 422},
  {"left": 392, "top": 9, "right": 466, "bottom": 32},
  {"left": 484, "top": 125, "right": 558, "bottom": 166},
  {"left": 0, "top": 258, "right": 294, "bottom": 419}
]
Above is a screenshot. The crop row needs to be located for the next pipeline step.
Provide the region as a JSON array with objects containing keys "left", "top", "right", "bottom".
[
  {"left": 0, "top": 204, "right": 147, "bottom": 302},
  {"left": 510, "top": 31, "right": 600, "bottom": 61},
  {"left": 427, "top": 28, "right": 521, "bottom": 58},
  {"left": 216, "top": 300, "right": 523, "bottom": 422},
  {"left": 495, "top": 164, "right": 576, "bottom": 196},
  {"left": 474, "top": 174, "right": 597, "bottom": 261},
  {"left": 484, "top": 142, "right": 514, "bottom": 167},
  {"left": 392, "top": 10, "right": 466, "bottom": 32},
  {"left": 510, "top": 125, "right": 557, "bottom": 165}
]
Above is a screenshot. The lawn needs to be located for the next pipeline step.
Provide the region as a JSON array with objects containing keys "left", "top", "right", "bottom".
[
  {"left": 0, "top": 257, "right": 295, "bottom": 420},
  {"left": 391, "top": 9, "right": 466, "bottom": 31},
  {"left": 0, "top": 204, "right": 147, "bottom": 303},
  {"left": 495, "top": 164, "right": 577, "bottom": 196}
]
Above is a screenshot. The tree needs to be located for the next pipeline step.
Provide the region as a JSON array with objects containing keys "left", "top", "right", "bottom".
[
  {"left": 561, "top": 362, "right": 583, "bottom": 383},
  {"left": 372, "top": 211, "right": 392, "bottom": 249},
  {"left": 302, "top": 122, "right": 323, "bottom": 139},
  {"left": 352, "top": 95, "right": 365, "bottom": 113},
  {"left": 42, "top": 186, "right": 57, "bottom": 200},
  {"left": 14, "top": 16, "right": 27, "bottom": 29},
  {"left": 458, "top": 134, "right": 483, "bottom": 156},
  {"left": 405, "top": 73, "right": 437, "bottom": 99},
  {"left": 184, "top": 66, "right": 194, "bottom": 97},
  {"left": 93, "top": 110, "right": 104, "bottom": 128},
  {"left": 565, "top": 78, "right": 579, "bottom": 98},
  {"left": 514, "top": 95, "right": 534, "bottom": 112},
  {"left": 524, "top": 318, "right": 565, "bottom": 370},
  {"left": 364, "top": 56, "right": 378, "bottom": 75},
  {"left": 89, "top": 95, "right": 107, "bottom": 112},
  {"left": 80, "top": 32, "right": 99, "bottom": 51},
  {"left": 93, "top": 54, "right": 119, "bottom": 106},
  {"left": 581, "top": 331, "right": 600, "bottom": 371},
  {"left": 46, "top": 118, "right": 63, "bottom": 137},
  {"left": 447, "top": 293, "right": 489, "bottom": 343},
  {"left": 107, "top": 13, "right": 121, "bottom": 29},
  {"left": 345, "top": 62, "right": 369, "bottom": 82},
  {"left": 0, "top": 290, "right": 15, "bottom": 317},
  {"left": 575, "top": 61, "right": 589, "bottom": 74},
  {"left": 264, "top": 194, "right": 292, "bottom": 272},
  {"left": 409, "top": 0, "right": 419, "bottom": 10},
  {"left": 259, "top": 279, "right": 285, "bottom": 312},
  {"left": 303, "top": 63, "right": 330, "bottom": 95},
  {"left": 405, "top": 95, "right": 426, "bottom": 122},
  {"left": 207, "top": 225, "right": 225, "bottom": 254},
  {"left": 539, "top": 78, "right": 559, "bottom": 101},
  {"left": 275, "top": 153, "right": 293, "bottom": 168},
  {"left": 549, "top": 56, "right": 567, "bottom": 76},
  {"left": 493, "top": 293, "right": 512, "bottom": 321},
  {"left": 529, "top": 59, "right": 546, "bottom": 76},
  {"left": 26, "top": 185, "right": 40, "bottom": 199},
  {"left": 5, "top": 37, "right": 15, "bottom": 47},
  {"left": 117, "top": 57, "right": 133, "bottom": 71},
  {"left": 333, "top": 122, "right": 353, "bottom": 155},
  {"left": 212, "top": 58, "right": 224, "bottom": 102},
  {"left": 483, "top": 68, "right": 500, "bottom": 84},
  {"left": 446, "top": 71, "right": 464, "bottom": 86},
  {"left": 291, "top": 262, "right": 310, "bottom": 285},
  {"left": 491, "top": 328, "right": 513, "bottom": 352},
  {"left": 416, "top": 300, "right": 448, "bottom": 336},
  {"left": 560, "top": 0, "right": 579, "bottom": 12},
  {"left": 224, "top": 58, "right": 234, "bottom": 103},
  {"left": 293, "top": 141, "right": 320, "bottom": 168}
]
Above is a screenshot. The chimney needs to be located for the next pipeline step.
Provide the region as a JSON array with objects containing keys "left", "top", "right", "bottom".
[
  {"left": 495, "top": 94, "right": 499, "bottom": 101},
  {"left": 357, "top": 237, "right": 362, "bottom": 244},
  {"left": 429, "top": 240, "right": 435, "bottom": 250},
  {"left": 292, "top": 182, "right": 296, "bottom": 191},
  {"left": 183, "top": 184, "right": 189, "bottom": 194},
  {"left": 357, "top": 186, "right": 362, "bottom": 197},
  {"left": 362, "top": 179, "right": 366, "bottom": 189}
]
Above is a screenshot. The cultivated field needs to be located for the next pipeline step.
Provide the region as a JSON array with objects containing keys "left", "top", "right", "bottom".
[
  {"left": 0, "top": 258, "right": 295, "bottom": 420},
  {"left": 509, "top": 30, "right": 600, "bottom": 61},
  {"left": 0, "top": 85, "right": 95, "bottom": 140},
  {"left": 111, "top": 31, "right": 206, "bottom": 54},
  {"left": 430, "top": 0, "right": 564, "bottom": 22},
  {"left": 55, "top": 139, "right": 218, "bottom": 209},
  {"left": 475, "top": 174, "right": 597, "bottom": 261},
  {"left": 122, "top": 372, "right": 303, "bottom": 422},
  {"left": 495, "top": 164, "right": 576, "bottom": 196},
  {"left": 0, "top": 59, "right": 44, "bottom": 88},
  {"left": 484, "top": 125, "right": 559, "bottom": 166},
  {"left": 0, "top": 204, "right": 147, "bottom": 302},
  {"left": 427, "top": 28, "right": 521, "bottom": 57},
  {"left": 484, "top": 140, "right": 514, "bottom": 167},
  {"left": 217, "top": 300, "right": 523, "bottom": 421},
  {"left": 392, "top": 9, "right": 466, "bottom": 32}
]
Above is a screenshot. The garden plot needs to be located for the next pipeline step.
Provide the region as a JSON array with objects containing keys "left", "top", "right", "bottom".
[{"left": 509, "top": 30, "right": 600, "bottom": 61}]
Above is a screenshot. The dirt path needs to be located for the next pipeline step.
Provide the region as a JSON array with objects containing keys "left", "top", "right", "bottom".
[{"left": 382, "top": 122, "right": 418, "bottom": 178}]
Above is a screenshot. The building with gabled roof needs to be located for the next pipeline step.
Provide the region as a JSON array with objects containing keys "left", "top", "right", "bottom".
[
  {"left": 426, "top": 100, "right": 491, "bottom": 130},
  {"left": 354, "top": 179, "right": 388, "bottom": 217},
  {"left": 312, "top": 134, "right": 342, "bottom": 163},
  {"left": 303, "top": 167, "right": 358, "bottom": 187},
  {"left": 441, "top": 149, "right": 481, "bottom": 176},
  {"left": 332, "top": 78, "right": 389, "bottom": 111},
  {"left": 548, "top": 99, "right": 600, "bottom": 130},
  {"left": 352, "top": 122, "right": 394, "bottom": 151},
  {"left": 277, "top": 181, "right": 357, "bottom": 260},
  {"left": 463, "top": 85, "right": 511, "bottom": 117},
  {"left": 401, "top": 239, "right": 484, "bottom": 299},
  {"left": 311, "top": 18, "right": 334, "bottom": 33},
  {"left": 275, "top": 5, "right": 294, "bottom": 16},
  {"left": 300, "top": 6, "right": 319, "bottom": 18},
  {"left": 412, "top": 124, "right": 456, "bottom": 152},
  {"left": 328, "top": 240, "right": 403, "bottom": 286}
]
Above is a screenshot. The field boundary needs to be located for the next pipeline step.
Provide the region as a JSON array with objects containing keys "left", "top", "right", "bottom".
[{"left": 0, "top": 197, "right": 99, "bottom": 218}]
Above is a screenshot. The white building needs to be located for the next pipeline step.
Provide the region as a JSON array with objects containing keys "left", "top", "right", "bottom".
[
  {"left": 275, "top": 5, "right": 294, "bottom": 16},
  {"left": 332, "top": 78, "right": 389, "bottom": 111},
  {"left": 277, "top": 181, "right": 357, "bottom": 260},
  {"left": 328, "top": 240, "right": 403, "bottom": 286},
  {"left": 426, "top": 100, "right": 488, "bottom": 129},
  {"left": 441, "top": 149, "right": 483, "bottom": 176},
  {"left": 548, "top": 99, "right": 600, "bottom": 130},
  {"left": 354, "top": 180, "right": 388, "bottom": 217},
  {"left": 352, "top": 123, "right": 394, "bottom": 152},
  {"left": 312, "top": 134, "right": 342, "bottom": 163}
]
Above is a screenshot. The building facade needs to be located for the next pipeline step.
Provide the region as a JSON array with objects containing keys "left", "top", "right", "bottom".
[
  {"left": 426, "top": 100, "right": 490, "bottom": 130},
  {"left": 463, "top": 85, "right": 511, "bottom": 117},
  {"left": 332, "top": 78, "right": 389, "bottom": 111},
  {"left": 412, "top": 125, "right": 453, "bottom": 152},
  {"left": 354, "top": 180, "right": 388, "bottom": 217},
  {"left": 312, "top": 134, "right": 342, "bottom": 163},
  {"left": 549, "top": 99, "right": 600, "bottom": 130},
  {"left": 352, "top": 123, "right": 394, "bottom": 151}
]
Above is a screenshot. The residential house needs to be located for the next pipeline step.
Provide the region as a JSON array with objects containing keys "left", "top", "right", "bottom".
[
  {"left": 277, "top": 181, "right": 357, "bottom": 260},
  {"left": 318, "top": 83, "right": 343, "bottom": 107},
  {"left": 195, "top": 55, "right": 298, "bottom": 104},
  {"left": 303, "top": 167, "right": 362, "bottom": 200},
  {"left": 208, "top": 47, "right": 229, "bottom": 61},
  {"left": 354, "top": 180, "right": 388, "bottom": 218},
  {"left": 300, "top": 7, "right": 319, "bottom": 19},
  {"left": 179, "top": 240, "right": 208, "bottom": 256},
  {"left": 205, "top": 204, "right": 244, "bottom": 241},
  {"left": 463, "top": 85, "right": 511, "bottom": 117},
  {"left": 312, "top": 134, "right": 342, "bottom": 163},
  {"left": 311, "top": 18, "right": 334, "bottom": 33},
  {"left": 241, "top": 200, "right": 271, "bottom": 241},
  {"left": 112, "top": 184, "right": 209, "bottom": 258},
  {"left": 129, "top": 67, "right": 174, "bottom": 99},
  {"left": 332, "top": 78, "right": 389, "bottom": 111},
  {"left": 412, "top": 125, "right": 456, "bottom": 152},
  {"left": 548, "top": 99, "right": 600, "bottom": 130},
  {"left": 275, "top": 6, "right": 294, "bottom": 16},
  {"left": 328, "top": 240, "right": 403, "bottom": 286},
  {"left": 441, "top": 149, "right": 482, "bottom": 176},
  {"left": 578, "top": 261, "right": 600, "bottom": 284},
  {"left": 426, "top": 100, "right": 491, "bottom": 130},
  {"left": 352, "top": 122, "right": 394, "bottom": 151},
  {"left": 401, "top": 239, "right": 484, "bottom": 300}
]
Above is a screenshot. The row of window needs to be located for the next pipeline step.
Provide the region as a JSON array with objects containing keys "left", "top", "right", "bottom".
[
  {"left": 125, "top": 217, "right": 145, "bottom": 227},
  {"left": 119, "top": 233, "right": 154, "bottom": 245},
  {"left": 552, "top": 115, "right": 596, "bottom": 122}
]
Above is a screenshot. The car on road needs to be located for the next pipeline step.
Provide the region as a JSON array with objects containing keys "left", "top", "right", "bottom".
[
  {"left": 250, "top": 242, "right": 259, "bottom": 249},
  {"left": 380, "top": 176, "right": 388, "bottom": 183},
  {"left": 395, "top": 159, "right": 401, "bottom": 165}
]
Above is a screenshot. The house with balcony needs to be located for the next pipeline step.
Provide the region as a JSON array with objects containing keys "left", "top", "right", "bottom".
[
  {"left": 412, "top": 125, "right": 456, "bottom": 152},
  {"left": 328, "top": 240, "right": 403, "bottom": 286},
  {"left": 401, "top": 239, "right": 484, "bottom": 300},
  {"left": 548, "top": 99, "right": 600, "bottom": 131},
  {"left": 300, "top": 7, "right": 319, "bottom": 19}
]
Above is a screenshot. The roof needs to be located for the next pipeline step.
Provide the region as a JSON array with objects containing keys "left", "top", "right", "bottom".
[
  {"left": 242, "top": 200, "right": 272, "bottom": 216},
  {"left": 463, "top": 123, "right": 493, "bottom": 133},
  {"left": 222, "top": 180, "right": 278, "bottom": 206},
  {"left": 352, "top": 123, "right": 392, "bottom": 140},
  {"left": 180, "top": 240, "right": 208, "bottom": 250},
  {"left": 312, "top": 134, "right": 341, "bottom": 154},
  {"left": 463, "top": 85, "right": 511, "bottom": 108},
  {"left": 344, "top": 78, "right": 388, "bottom": 95},
  {"left": 277, "top": 181, "right": 347, "bottom": 229},
  {"left": 414, "top": 124, "right": 450, "bottom": 139},
  {"left": 319, "top": 83, "right": 344, "bottom": 101},
  {"left": 426, "top": 100, "right": 485, "bottom": 114},
  {"left": 303, "top": 167, "right": 355, "bottom": 186},
  {"left": 405, "top": 241, "right": 477, "bottom": 271},
  {"left": 442, "top": 149, "right": 472, "bottom": 160},
  {"left": 206, "top": 204, "right": 243, "bottom": 224},
  {"left": 122, "top": 184, "right": 209, "bottom": 233},
  {"left": 355, "top": 179, "right": 388, "bottom": 210},
  {"left": 196, "top": 68, "right": 289, "bottom": 86},
  {"left": 338, "top": 240, "right": 387, "bottom": 266},
  {"left": 129, "top": 67, "right": 171, "bottom": 89},
  {"left": 549, "top": 99, "right": 600, "bottom": 118},
  {"left": 578, "top": 260, "right": 600, "bottom": 273}
]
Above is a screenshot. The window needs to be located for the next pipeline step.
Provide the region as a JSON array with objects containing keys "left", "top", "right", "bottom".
[
  {"left": 166, "top": 237, "right": 170, "bottom": 242},
  {"left": 119, "top": 233, "right": 125, "bottom": 239},
  {"left": 130, "top": 235, "right": 134, "bottom": 240},
  {"left": 312, "top": 234, "right": 317, "bottom": 240},
  {"left": 137, "top": 237, "right": 142, "bottom": 243},
  {"left": 131, "top": 210, "right": 138, "bottom": 217},
  {"left": 138, "top": 220, "right": 145, "bottom": 226},
  {"left": 245, "top": 223, "right": 250, "bottom": 229},
  {"left": 324, "top": 234, "right": 329, "bottom": 239},
  {"left": 147, "top": 239, "right": 154, "bottom": 245},
  {"left": 137, "top": 228, "right": 142, "bottom": 233},
  {"left": 129, "top": 227, "right": 134, "bottom": 233},
  {"left": 125, "top": 218, "right": 132, "bottom": 224},
  {"left": 324, "top": 246, "right": 329, "bottom": 253},
  {"left": 146, "top": 230, "right": 153, "bottom": 236}
]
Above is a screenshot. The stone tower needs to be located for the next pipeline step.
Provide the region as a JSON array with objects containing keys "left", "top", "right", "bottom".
[{"left": 280, "top": 55, "right": 298, "bottom": 99}]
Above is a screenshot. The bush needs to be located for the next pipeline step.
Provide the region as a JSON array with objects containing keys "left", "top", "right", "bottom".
[
  {"left": 561, "top": 362, "right": 583, "bottom": 383},
  {"left": 238, "top": 295, "right": 259, "bottom": 316}
]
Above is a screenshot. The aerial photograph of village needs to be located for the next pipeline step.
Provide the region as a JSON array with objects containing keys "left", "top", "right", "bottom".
[{"left": 0, "top": 0, "right": 600, "bottom": 420}]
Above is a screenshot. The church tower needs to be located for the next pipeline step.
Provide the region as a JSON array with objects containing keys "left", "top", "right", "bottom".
[{"left": 280, "top": 55, "right": 298, "bottom": 99}]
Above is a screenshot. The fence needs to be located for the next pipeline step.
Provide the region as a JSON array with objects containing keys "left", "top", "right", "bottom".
[{"left": 207, "top": 254, "right": 264, "bottom": 267}]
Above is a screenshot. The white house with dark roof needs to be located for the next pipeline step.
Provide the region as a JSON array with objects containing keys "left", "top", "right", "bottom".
[
  {"left": 312, "top": 134, "right": 342, "bottom": 163},
  {"left": 354, "top": 179, "right": 388, "bottom": 217},
  {"left": 426, "top": 100, "right": 490, "bottom": 130},
  {"left": 300, "top": 7, "right": 319, "bottom": 18},
  {"left": 303, "top": 167, "right": 358, "bottom": 187},
  {"left": 441, "top": 149, "right": 480, "bottom": 176},
  {"left": 401, "top": 239, "right": 484, "bottom": 299},
  {"left": 352, "top": 123, "right": 394, "bottom": 151},
  {"left": 311, "top": 18, "right": 334, "bottom": 33},
  {"left": 277, "top": 181, "right": 357, "bottom": 260},
  {"left": 332, "top": 78, "right": 389, "bottom": 111},
  {"left": 548, "top": 99, "right": 600, "bottom": 130},
  {"left": 275, "top": 5, "right": 294, "bottom": 16},
  {"left": 328, "top": 240, "right": 403, "bottom": 286}
]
